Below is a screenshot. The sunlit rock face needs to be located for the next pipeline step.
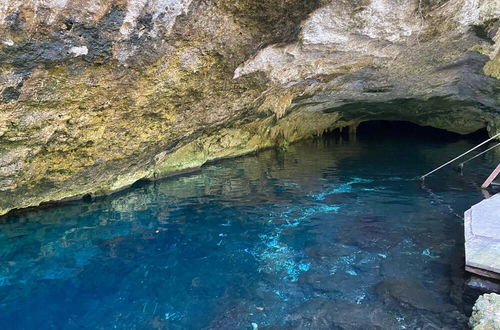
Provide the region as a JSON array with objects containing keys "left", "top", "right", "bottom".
[
  {"left": 235, "top": 0, "right": 499, "bottom": 126},
  {"left": 0, "top": 0, "right": 499, "bottom": 215}
]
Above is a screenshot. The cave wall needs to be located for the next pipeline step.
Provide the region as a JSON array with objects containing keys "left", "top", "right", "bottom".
[{"left": 0, "top": 0, "right": 499, "bottom": 215}]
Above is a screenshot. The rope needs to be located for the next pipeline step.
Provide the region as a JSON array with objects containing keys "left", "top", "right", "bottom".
[
  {"left": 420, "top": 181, "right": 463, "bottom": 219},
  {"left": 459, "top": 142, "right": 500, "bottom": 168},
  {"left": 420, "top": 132, "right": 500, "bottom": 181}
]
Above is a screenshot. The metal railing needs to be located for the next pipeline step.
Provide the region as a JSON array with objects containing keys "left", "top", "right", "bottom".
[
  {"left": 420, "top": 132, "right": 500, "bottom": 181},
  {"left": 459, "top": 142, "right": 500, "bottom": 169}
]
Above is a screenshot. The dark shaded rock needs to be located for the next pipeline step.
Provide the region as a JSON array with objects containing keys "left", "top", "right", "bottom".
[
  {"left": 287, "top": 298, "right": 399, "bottom": 330},
  {"left": 463, "top": 276, "right": 500, "bottom": 315},
  {"left": 298, "top": 272, "right": 340, "bottom": 294},
  {"left": 305, "top": 244, "right": 357, "bottom": 265},
  {"left": 338, "top": 214, "right": 398, "bottom": 252},
  {"left": 381, "top": 255, "right": 429, "bottom": 279},
  {"left": 466, "top": 276, "right": 500, "bottom": 294},
  {"left": 375, "top": 278, "right": 456, "bottom": 313},
  {"left": 205, "top": 306, "right": 248, "bottom": 330},
  {"left": 0, "top": 86, "right": 20, "bottom": 102},
  {"left": 204, "top": 298, "right": 256, "bottom": 330}
]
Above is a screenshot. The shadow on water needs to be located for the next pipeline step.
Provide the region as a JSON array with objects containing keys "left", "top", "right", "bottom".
[{"left": 0, "top": 120, "right": 498, "bottom": 329}]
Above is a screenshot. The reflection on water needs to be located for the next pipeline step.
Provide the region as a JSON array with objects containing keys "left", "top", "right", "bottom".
[{"left": 0, "top": 129, "right": 498, "bottom": 329}]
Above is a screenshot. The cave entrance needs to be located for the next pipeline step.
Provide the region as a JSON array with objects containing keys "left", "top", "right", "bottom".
[
  {"left": 321, "top": 120, "right": 488, "bottom": 142},
  {"left": 355, "top": 120, "right": 488, "bottom": 141}
]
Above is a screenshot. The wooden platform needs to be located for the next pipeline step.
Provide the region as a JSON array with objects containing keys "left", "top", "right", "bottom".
[{"left": 465, "top": 194, "right": 500, "bottom": 279}]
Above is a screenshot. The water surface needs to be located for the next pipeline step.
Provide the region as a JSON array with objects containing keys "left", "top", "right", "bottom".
[{"left": 1, "top": 124, "right": 498, "bottom": 329}]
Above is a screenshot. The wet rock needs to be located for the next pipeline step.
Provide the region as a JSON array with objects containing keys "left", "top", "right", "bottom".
[
  {"left": 469, "top": 293, "right": 500, "bottom": 329},
  {"left": 98, "top": 235, "right": 145, "bottom": 259},
  {"left": 376, "top": 278, "right": 456, "bottom": 313},
  {"left": 380, "top": 254, "right": 464, "bottom": 302},
  {"left": 414, "top": 312, "right": 468, "bottom": 330},
  {"left": 298, "top": 272, "right": 340, "bottom": 294},
  {"left": 305, "top": 244, "right": 358, "bottom": 265},
  {"left": 205, "top": 300, "right": 251, "bottom": 329},
  {"left": 338, "top": 214, "right": 398, "bottom": 252},
  {"left": 287, "top": 298, "right": 399, "bottom": 329},
  {"left": 466, "top": 276, "right": 500, "bottom": 294},
  {"left": 0, "top": 0, "right": 499, "bottom": 215}
]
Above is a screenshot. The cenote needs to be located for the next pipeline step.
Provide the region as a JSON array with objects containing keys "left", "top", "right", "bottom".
[{"left": 0, "top": 121, "right": 498, "bottom": 329}]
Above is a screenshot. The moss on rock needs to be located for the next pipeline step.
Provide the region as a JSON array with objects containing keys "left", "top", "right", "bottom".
[
  {"left": 0, "top": 0, "right": 499, "bottom": 216},
  {"left": 484, "top": 54, "right": 500, "bottom": 79}
]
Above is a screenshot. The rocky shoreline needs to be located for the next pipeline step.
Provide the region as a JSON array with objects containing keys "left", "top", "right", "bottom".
[
  {"left": 470, "top": 293, "right": 500, "bottom": 329},
  {"left": 0, "top": 0, "right": 499, "bottom": 214}
]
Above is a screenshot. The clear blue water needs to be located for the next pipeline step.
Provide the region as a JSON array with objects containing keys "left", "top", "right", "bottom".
[{"left": 0, "top": 125, "right": 498, "bottom": 329}]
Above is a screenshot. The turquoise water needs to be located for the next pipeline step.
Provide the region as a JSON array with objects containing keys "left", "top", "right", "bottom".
[{"left": 0, "top": 123, "right": 498, "bottom": 329}]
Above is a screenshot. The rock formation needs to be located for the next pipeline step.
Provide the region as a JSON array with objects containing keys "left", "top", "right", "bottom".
[
  {"left": 0, "top": 0, "right": 499, "bottom": 215},
  {"left": 470, "top": 293, "right": 500, "bottom": 329}
]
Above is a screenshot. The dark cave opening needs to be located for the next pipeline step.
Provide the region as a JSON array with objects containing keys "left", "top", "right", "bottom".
[
  {"left": 341, "top": 120, "right": 489, "bottom": 141},
  {"left": 357, "top": 120, "right": 487, "bottom": 139}
]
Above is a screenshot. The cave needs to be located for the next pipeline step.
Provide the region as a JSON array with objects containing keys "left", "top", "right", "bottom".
[
  {"left": 0, "top": 0, "right": 499, "bottom": 328},
  {"left": 355, "top": 120, "right": 489, "bottom": 141},
  {"left": 319, "top": 120, "right": 490, "bottom": 143}
]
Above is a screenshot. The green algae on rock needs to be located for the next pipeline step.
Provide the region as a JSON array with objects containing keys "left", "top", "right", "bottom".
[{"left": 0, "top": 0, "right": 499, "bottom": 215}]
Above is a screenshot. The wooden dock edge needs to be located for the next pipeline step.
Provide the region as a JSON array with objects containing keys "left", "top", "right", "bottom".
[{"left": 466, "top": 266, "right": 500, "bottom": 281}]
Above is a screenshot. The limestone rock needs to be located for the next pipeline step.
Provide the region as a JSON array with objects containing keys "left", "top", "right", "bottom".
[
  {"left": 470, "top": 293, "right": 500, "bottom": 329},
  {"left": 0, "top": 0, "right": 499, "bottom": 215}
]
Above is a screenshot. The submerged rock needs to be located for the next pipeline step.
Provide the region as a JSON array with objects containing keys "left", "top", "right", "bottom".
[
  {"left": 287, "top": 298, "right": 399, "bottom": 329},
  {"left": 469, "top": 293, "right": 500, "bottom": 329},
  {"left": 467, "top": 276, "right": 500, "bottom": 293},
  {"left": 376, "top": 277, "right": 456, "bottom": 313},
  {"left": 298, "top": 271, "right": 340, "bottom": 294},
  {"left": 305, "top": 244, "right": 359, "bottom": 265},
  {"left": 338, "top": 214, "right": 398, "bottom": 252},
  {"left": 0, "top": 0, "right": 499, "bottom": 215}
]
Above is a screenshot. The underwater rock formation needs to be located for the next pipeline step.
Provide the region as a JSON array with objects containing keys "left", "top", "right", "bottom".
[
  {"left": 375, "top": 277, "right": 456, "bottom": 313},
  {"left": 0, "top": 0, "right": 499, "bottom": 214},
  {"left": 288, "top": 298, "right": 399, "bottom": 329}
]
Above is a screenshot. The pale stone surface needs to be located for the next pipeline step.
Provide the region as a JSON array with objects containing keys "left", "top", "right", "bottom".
[
  {"left": 236, "top": 0, "right": 500, "bottom": 86},
  {"left": 69, "top": 46, "right": 88, "bottom": 57},
  {"left": 119, "top": 0, "right": 192, "bottom": 38},
  {"left": 470, "top": 293, "right": 500, "bottom": 329},
  {"left": 455, "top": 0, "right": 500, "bottom": 26},
  {"left": 465, "top": 194, "right": 500, "bottom": 274}
]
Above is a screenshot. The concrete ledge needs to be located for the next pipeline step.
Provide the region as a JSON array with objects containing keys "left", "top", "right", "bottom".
[{"left": 465, "top": 194, "right": 500, "bottom": 278}]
